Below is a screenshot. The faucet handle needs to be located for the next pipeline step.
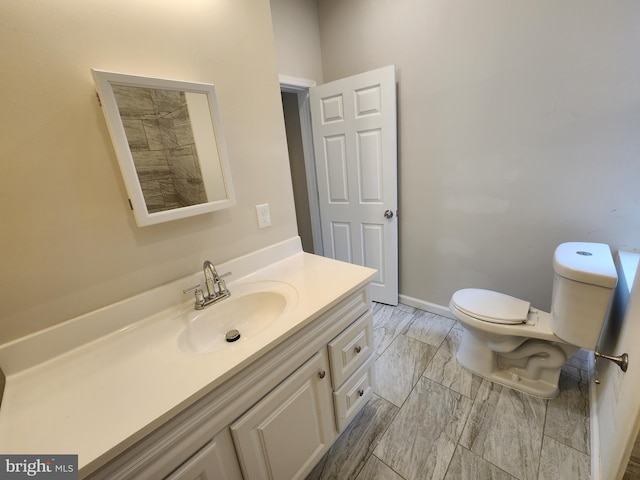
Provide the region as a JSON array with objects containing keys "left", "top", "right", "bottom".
[
  {"left": 182, "top": 284, "right": 201, "bottom": 294},
  {"left": 216, "top": 272, "right": 232, "bottom": 295},
  {"left": 183, "top": 284, "right": 205, "bottom": 305}
]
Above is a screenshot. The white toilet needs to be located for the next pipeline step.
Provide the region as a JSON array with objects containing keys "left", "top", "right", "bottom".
[{"left": 449, "top": 242, "right": 618, "bottom": 398}]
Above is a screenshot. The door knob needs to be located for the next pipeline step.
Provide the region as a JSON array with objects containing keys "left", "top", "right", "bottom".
[{"left": 384, "top": 209, "right": 394, "bottom": 219}]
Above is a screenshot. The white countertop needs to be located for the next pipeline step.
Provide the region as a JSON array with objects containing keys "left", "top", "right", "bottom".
[{"left": 0, "top": 238, "right": 375, "bottom": 476}]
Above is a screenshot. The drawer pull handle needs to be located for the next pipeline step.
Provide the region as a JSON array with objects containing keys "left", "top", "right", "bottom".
[
  {"left": 318, "top": 370, "right": 326, "bottom": 379},
  {"left": 354, "top": 346, "right": 362, "bottom": 354},
  {"left": 358, "top": 389, "right": 364, "bottom": 397}
]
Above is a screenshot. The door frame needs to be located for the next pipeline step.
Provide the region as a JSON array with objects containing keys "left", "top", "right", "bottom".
[{"left": 280, "top": 74, "right": 324, "bottom": 256}]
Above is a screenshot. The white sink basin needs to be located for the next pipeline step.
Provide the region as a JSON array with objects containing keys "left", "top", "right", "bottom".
[{"left": 177, "top": 281, "right": 298, "bottom": 354}]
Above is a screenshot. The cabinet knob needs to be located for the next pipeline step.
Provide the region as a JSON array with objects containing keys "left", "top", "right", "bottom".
[
  {"left": 354, "top": 346, "right": 362, "bottom": 354},
  {"left": 318, "top": 370, "right": 326, "bottom": 379},
  {"left": 358, "top": 389, "right": 364, "bottom": 397}
]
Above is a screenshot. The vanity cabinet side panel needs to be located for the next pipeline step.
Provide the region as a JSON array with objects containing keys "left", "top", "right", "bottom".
[{"left": 230, "top": 349, "right": 336, "bottom": 480}]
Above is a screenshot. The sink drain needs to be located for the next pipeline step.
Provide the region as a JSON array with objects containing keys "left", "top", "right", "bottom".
[{"left": 226, "top": 329, "right": 241, "bottom": 342}]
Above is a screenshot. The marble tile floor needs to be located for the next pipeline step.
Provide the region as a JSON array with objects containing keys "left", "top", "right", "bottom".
[{"left": 307, "top": 302, "right": 592, "bottom": 480}]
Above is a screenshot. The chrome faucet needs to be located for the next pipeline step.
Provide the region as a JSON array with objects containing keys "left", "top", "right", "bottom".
[
  {"left": 183, "top": 260, "right": 231, "bottom": 310},
  {"left": 203, "top": 260, "right": 218, "bottom": 298}
]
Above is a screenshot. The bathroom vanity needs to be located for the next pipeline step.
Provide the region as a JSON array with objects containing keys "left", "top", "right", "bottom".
[{"left": 0, "top": 238, "right": 376, "bottom": 479}]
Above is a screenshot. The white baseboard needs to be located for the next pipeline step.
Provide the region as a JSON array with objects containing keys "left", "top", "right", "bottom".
[{"left": 399, "top": 294, "right": 456, "bottom": 320}]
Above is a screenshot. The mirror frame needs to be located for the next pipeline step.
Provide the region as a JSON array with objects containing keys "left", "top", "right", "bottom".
[{"left": 92, "top": 69, "right": 236, "bottom": 226}]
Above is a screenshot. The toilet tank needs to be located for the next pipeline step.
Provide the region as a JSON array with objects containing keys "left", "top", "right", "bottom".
[{"left": 550, "top": 242, "right": 618, "bottom": 349}]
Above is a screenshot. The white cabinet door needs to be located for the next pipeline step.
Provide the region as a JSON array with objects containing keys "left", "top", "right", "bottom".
[
  {"left": 231, "top": 349, "right": 336, "bottom": 480},
  {"left": 165, "top": 429, "right": 242, "bottom": 480}
]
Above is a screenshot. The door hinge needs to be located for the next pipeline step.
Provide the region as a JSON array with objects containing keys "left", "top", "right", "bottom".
[{"left": 128, "top": 199, "right": 133, "bottom": 210}]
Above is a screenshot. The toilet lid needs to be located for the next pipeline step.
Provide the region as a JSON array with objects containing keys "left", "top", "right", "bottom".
[{"left": 451, "top": 289, "right": 530, "bottom": 324}]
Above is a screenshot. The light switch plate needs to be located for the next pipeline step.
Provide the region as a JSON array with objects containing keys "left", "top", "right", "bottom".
[{"left": 256, "top": 203, "right": 271, "bottom": 228}]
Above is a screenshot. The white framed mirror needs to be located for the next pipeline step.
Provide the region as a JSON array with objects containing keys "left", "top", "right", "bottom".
[{"left": 92, "top": 69, "right": 236, "bottom": 227}]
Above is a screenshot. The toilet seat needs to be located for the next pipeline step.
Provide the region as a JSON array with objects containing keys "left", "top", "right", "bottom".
[{"left": 450, "top": 289, "right": 530, "bottom": 325}]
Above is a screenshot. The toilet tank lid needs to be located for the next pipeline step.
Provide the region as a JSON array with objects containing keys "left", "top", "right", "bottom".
[
  {"left": 451, "top": 289, "right": 530, "bottom": 324},
  {"left": 553, "top": 242, "right": 618, "bottom": 288}
]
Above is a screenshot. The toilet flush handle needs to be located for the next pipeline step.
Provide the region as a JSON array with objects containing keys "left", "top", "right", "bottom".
[{"left": 594, "top": 345, "right": 629, "bottom": 384}]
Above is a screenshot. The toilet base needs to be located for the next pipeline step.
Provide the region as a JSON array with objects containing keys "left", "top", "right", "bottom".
[{"left": 456, "top": 328, "right": 578, "bottom": 399}]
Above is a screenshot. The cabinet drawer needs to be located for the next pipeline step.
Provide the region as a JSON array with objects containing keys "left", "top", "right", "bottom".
[
  {"left": 333, "top": 355, "right": 376, "bottom": 432},
  {"left": 328, "top": 311, "right": 374, "bottom": 389}
]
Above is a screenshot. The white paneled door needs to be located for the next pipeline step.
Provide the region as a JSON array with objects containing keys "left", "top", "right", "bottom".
[{"left": 310, "top": 66, "right": 398, "bottom": 305}]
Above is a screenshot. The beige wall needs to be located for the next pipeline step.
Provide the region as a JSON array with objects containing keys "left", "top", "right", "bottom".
[
  {"left": 0, "top": 0, "right": 298, "bottom": 342},
  {"left": 270, "top": 0, "right": 323, "bottom": 83},
  {"left": 316, "top": 0, "right": 640, "bottom": 311}
]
